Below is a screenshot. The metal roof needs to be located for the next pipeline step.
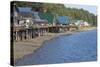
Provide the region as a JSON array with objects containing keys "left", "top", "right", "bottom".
[
  {"left": 56, "top": 16, "right": 69, "bottom": 24},
  {"left": 17, "top": 7, "right": 32, "bottom": 13}
]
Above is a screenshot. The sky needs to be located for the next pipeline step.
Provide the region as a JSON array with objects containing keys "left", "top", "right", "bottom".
[{"left": 64, "top": 4, "right": 97, "bottom": 15}]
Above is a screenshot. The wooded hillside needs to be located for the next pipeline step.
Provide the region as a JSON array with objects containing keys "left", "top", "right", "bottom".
[{"left": 13, "top": 1, "right": 97, "bottom": 26}]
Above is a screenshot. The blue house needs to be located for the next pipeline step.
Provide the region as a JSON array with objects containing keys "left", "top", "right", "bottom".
[
  {"left": 56, "top": 16, "right": 69, "bottom": 25},
  {"left": 18, "top": 7, "right": 32, "bottom": 13},
  {"left": 13, "top": 6, "right": 33, "bottom": 28},
  {"left": 17, "top": 7, "right": 33, "bottom": 18}
]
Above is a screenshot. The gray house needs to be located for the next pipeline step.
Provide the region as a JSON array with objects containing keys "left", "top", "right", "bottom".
[{"left": 13, "top": 5, "right": 33, "bottom": 28}]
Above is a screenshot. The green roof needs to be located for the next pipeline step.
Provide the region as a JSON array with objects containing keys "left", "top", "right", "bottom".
[{"left": 38, "top": 12, "right": 54, "bottom": 24}]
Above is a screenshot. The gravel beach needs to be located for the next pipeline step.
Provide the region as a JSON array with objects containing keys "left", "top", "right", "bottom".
[
  {"left": 13, "top": 27, "right": 96, "bottom": 62},
  {"left": 14, "top": 31, "right": 73, "bottom": 61}
]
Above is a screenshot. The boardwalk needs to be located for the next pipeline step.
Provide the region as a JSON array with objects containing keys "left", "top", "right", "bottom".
[{"left": 13, "top": 25, "right": 78, "bottom": 41}]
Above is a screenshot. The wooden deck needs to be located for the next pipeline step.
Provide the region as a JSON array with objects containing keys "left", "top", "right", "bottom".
[{"left": 12, "top": 25, "right": 78, "bottom": 41}]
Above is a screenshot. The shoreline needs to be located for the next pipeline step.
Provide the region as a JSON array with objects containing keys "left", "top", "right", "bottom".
[
  {"left": 13, "top": 26, "right": 96, "bottom": 61},
  {"left": 14, "top": 31, "right": 73, "bottom": 61}
]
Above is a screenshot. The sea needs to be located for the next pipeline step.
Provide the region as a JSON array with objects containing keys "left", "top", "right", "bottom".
[{"left": 15, "top": 29, "right": 97, "bottom": 66}]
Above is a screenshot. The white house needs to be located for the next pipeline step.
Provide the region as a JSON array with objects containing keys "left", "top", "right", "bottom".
[
  {"left": 74, "top": 20, "right": 89, "bottom": 27},
  {"left": 83, "top": 21, "right": 89, "bottom": 26}
]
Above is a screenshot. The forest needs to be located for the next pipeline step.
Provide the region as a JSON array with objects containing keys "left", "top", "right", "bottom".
[{"left": 13, "top": 1, "right": 97, "bottom": 26}]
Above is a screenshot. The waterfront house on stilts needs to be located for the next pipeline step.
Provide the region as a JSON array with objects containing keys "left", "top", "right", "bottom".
[{"left": 12, "top": 3, "right": 78, "bottom": 41}]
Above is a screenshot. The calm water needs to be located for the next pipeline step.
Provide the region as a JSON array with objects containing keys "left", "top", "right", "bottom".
[{"left": 15, "top": 29, "right": 97, "bottom": 66}]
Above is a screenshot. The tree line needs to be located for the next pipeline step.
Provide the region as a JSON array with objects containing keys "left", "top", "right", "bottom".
[{"left": 13, "top": 1, "right": 97, "bottom": 26}]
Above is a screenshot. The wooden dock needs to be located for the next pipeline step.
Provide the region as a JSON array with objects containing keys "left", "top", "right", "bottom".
[{"left": 12, "top": 25, "right": 78, "bottom": 41}]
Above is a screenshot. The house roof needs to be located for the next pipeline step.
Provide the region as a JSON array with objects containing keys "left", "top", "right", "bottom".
[
  {"left": 56, "top": 16, "right": 69, "bottom": 24},
  {"left": 33, "top": 19, "right": 48, "bottom": 23},
  {"left": 32, "top": 12, "right": 40, "bottom": 19},
  {"left": 71, "top": 20, "right": 78, "bottom": 23},
  {"left": 17, "top": 7, "right": 32, "bottom": 13},
  {"left": 38, "top": 12, "right": 54, "bottom": 24}
]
